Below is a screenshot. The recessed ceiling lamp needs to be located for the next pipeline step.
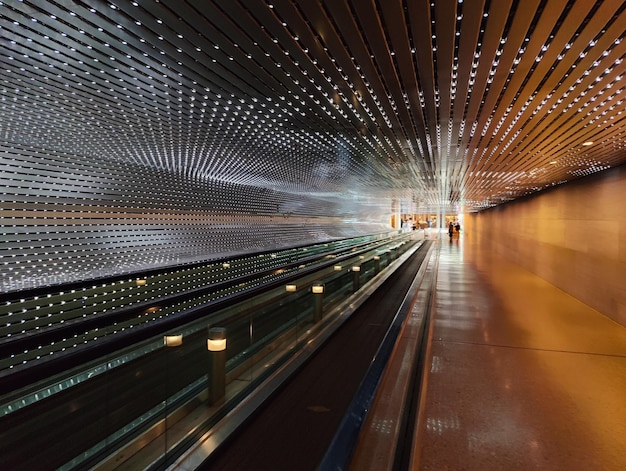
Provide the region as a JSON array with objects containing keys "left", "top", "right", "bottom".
[{"left": 582, "top": 141, "right": 594, "bottom": 146}]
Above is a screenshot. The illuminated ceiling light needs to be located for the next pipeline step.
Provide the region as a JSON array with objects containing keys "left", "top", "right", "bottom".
[{"left": 582, "top": 141, "right": 594, "bottom": 146}]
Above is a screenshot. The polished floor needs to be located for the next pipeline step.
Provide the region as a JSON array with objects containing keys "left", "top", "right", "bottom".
[{"left": 412, "top": 231, "right": 626, "bottom": 470}]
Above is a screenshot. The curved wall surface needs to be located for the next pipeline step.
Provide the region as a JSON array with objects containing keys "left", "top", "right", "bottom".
[{"left": 1, "top": 145, "right": 391, "bottom": 293}]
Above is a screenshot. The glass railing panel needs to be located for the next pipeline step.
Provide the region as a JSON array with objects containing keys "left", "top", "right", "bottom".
[{"left": 0, "top": 232, "right": 418, "bottom": 469}]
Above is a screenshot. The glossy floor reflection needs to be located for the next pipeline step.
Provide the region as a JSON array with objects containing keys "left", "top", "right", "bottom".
[{"left": 413, "top": 233, "right": 626, "bottom": 470}]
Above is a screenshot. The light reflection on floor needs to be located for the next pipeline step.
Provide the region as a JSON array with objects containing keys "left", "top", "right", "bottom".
[{"left": 414, "top": 232, "right": 626, "bottom": 470}]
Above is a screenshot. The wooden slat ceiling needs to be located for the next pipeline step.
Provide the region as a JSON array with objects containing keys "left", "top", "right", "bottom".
[{"left": 1, "top": 0, "right": 624, "bottom": 213}]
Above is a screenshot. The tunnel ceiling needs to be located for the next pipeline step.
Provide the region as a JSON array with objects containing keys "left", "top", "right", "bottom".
[{"left": 1, "top": 0, "right": 625, "bottom": 213}]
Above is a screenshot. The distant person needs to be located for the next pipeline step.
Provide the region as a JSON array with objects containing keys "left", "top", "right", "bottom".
[
  {"left": 455, "top": 222, "right": 461, "bottom": 233},
  {"left": 448, "top": 222, "right": 454, "bottom": 238}
]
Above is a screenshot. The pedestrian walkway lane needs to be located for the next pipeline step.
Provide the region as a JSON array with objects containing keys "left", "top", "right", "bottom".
[{"left": 412, "top": 232, "right": 626, "bottom": 470}]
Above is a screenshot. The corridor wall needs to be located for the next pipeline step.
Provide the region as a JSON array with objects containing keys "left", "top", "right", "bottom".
[{"left": 464, "top": 164, "right": 626, "bottom": 326}]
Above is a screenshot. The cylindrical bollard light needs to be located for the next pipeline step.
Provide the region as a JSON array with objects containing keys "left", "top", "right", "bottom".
[
  {"left": 374, "top": 255, "right": 381, "bottom": 274},
  {"left": 312, "top": 284, "right": 324, "bottom": 322},
  {"left": 207, "top": 327, "right": 227, "bottom": 405},
  {"left": 352, "top": 265, "right": 361, "bottom": 292},
  {"left": 163, "top": 334, "right": 183, "bottom": 347}
]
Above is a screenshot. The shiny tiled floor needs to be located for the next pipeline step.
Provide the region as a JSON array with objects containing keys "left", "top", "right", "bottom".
[{"left": 413, "top": 233, "right": 626, "bottom": 470}]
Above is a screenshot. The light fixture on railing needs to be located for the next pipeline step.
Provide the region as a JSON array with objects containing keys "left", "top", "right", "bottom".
[
  {"left": 352, "top": 265, "right": 361, "bottom": 292},
  {"left": 312, "top": 284, "right": 324, "bottom": 294},
  {"left": 207, "top": 326, "right": 227, "bottom": 352},
  {"left": 285, "top": 284, "right": 297, "bottom": 292},
  {"left": 207, "top": 327, "right": 227, "bottom": 404},
  {"left": 164, "top": 334, "right": 183, "bottom": 347},
  {"left": 207, "top": 337, "right": 227, "bottom": 351},
  {"left": 312, "top": 283, "right": 324, "bottom": 322}
]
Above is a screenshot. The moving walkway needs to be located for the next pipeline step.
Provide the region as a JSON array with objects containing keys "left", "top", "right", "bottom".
[{"left": 1, "top": 231, "right": 431, "bottom": 470}]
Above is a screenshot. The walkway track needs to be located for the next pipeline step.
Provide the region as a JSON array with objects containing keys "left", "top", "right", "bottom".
[{"left": 200, "top": 241, "right": 433, "bottom": 471}]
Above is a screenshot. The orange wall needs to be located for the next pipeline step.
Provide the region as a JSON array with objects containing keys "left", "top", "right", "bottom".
[{"left": 464, "top": 164, "right": 626, "bottom": 326}]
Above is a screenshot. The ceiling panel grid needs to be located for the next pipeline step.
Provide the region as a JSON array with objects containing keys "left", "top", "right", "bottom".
[{"left": 1, "top": 0, "right": 625, "bottom": 290}]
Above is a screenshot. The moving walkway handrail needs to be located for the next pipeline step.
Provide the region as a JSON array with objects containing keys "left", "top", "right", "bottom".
[
  {"left": 169, "top": 239, "right": 428, "bottom": 471},
  {"left": 318, "top": 240, "right": 436, "bottom": 471}
]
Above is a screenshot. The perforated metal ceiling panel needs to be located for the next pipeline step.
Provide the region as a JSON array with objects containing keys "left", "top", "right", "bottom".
[
  {"left": 2, "top": 0, "right": 623, "bottom": 206},
  {"left": 1, "top": 0, "right": 625, "bottom": 290}
]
